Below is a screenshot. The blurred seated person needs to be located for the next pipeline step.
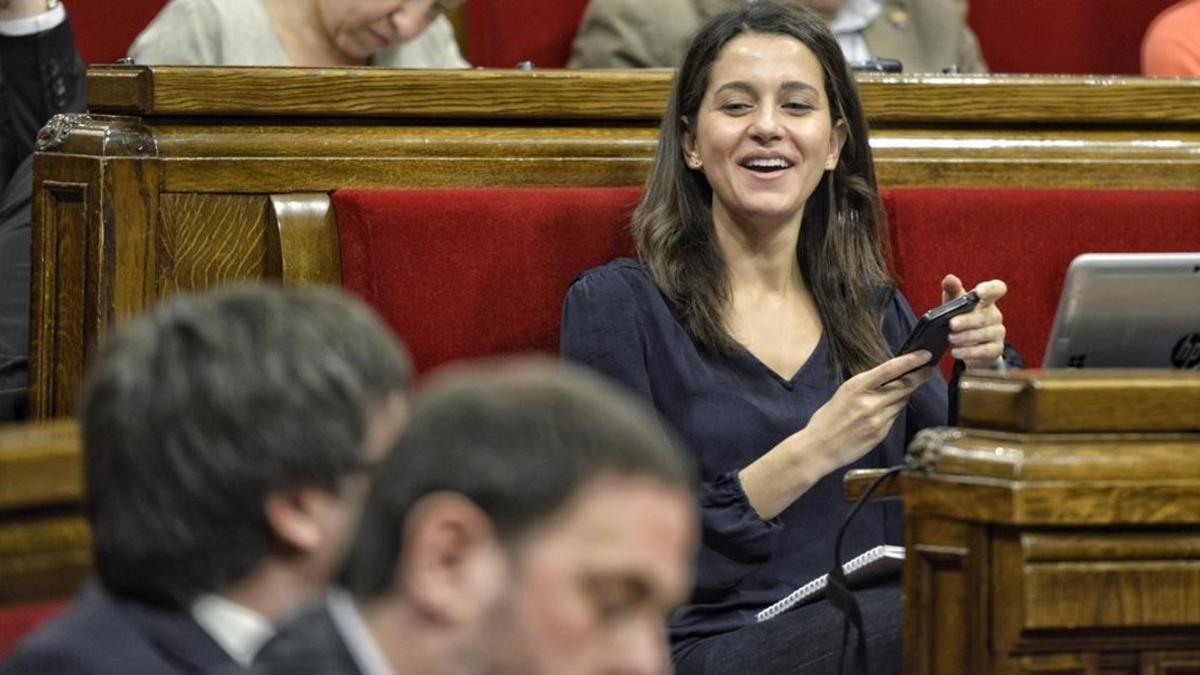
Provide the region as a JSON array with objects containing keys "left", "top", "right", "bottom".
[
  {"left": 1142, "top": 0, "right": 1200, "bottom": 76},
  {"left": 1, "top": 286, "right": 411, "bottom": 675},
  {"left": 1, "top": 0, "right": 86, "bottom": 421},
  {"left": 249, "top": 359, "right": 698, "bottom": 675},
  {"left": 569, "top": 0, "right": 986, "bottom": 73},
  {"left": 563, "top": 2, "right": 1015, "bottom": 672},
  {"left": 130, "top": 0, "right": 468, "bottom": 67}
]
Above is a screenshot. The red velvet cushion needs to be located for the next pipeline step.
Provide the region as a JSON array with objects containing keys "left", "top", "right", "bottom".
[
  {"left": 968, "top": 0, "right": 1178, "bottom": 74},
  {"left": 466, "top": 0, "right": 591, "bottom": 68},
  {"left": 883, "top": 187, "right": 1200, "bottom": 367},
  {"left": 62, "top": 0, "right": 167, "bottom": 65},
  {"left": 0, "top": 599, "right": 69, "bottom": 660},
  {"left": 336, "top": 186, "right": 641, "bottom": 375},
  {"left": 337, "top": 186, "right": 1199, "bottom": 375}
]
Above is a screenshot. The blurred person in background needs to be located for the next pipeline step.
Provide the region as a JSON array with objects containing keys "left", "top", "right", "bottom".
[
  {"left": 570, "top": 0, "right": 986, "bottom": 73},
  {"left": 1142, "top": 0, "right": 1200, "bottom": 76},
  {"left": 130, "top": 0, "right": 468, "bottom": 68},
  {"left": 2, "top": 285, "right": 411, "bottom": 674}
]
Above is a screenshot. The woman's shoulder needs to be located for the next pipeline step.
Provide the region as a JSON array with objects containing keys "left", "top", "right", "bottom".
[{"left": 569, "top": 257, "right": 658, "bottom": 299}]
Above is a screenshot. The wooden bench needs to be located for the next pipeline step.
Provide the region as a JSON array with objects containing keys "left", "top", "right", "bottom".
[{"left": 29, "top": 66, "right": 1200, "bottom": 418}]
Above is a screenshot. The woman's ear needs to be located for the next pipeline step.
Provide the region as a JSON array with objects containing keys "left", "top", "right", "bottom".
[
  {"left": 825, "top": 119, "right": 848, "bottom": 171},
  {"left": 681, "top": 116, "right": 702, "bottom": 170}
]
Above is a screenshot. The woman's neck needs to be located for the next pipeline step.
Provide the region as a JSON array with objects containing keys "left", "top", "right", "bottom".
[
  {"left": 712, "top": 204, "right": 805, "bottom": 297},
  {"left": 261, "top": 0, "right": 369, "bottom": 67}
]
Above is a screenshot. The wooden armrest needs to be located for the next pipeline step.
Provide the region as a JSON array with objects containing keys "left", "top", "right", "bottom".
[{"left": 843, "top": 468, "right": 902, "bottom": 502}]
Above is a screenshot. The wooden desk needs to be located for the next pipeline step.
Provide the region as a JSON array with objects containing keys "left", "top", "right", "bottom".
[
  {"left": 903, "top": 370, "right": 1200, "bottom": 674},
  {"left": 30, "top": 67, "right": 1200, "bottom": 418}
]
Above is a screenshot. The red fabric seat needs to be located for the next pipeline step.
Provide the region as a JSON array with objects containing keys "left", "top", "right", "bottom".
[
  {"left": 883, "top": 187, "right": 1200, "bottom": 367},
  {"left": 967, "top": 0, "right": 1178, "bottom": 74},
  {"left": 466, "top": 0, "right": 590, "bottom": 68},
  {"left": 336, "top": 186, "right": 641, "bottom": 375},
  {"left": 0, "top": 599, "right": 71, "bottom": 658},
  {"left": 337, "top": 186, "right": 1200, "bottom": 375},
  {"left": 62, "top": 0, "right": 167, "bottom": 65}
]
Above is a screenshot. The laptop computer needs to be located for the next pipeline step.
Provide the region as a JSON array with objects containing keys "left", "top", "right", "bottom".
[{"left": 1043, "top": 253, "right": 1200, "bottom": 369}]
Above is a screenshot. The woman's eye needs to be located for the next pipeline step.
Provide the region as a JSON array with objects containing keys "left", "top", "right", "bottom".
[
  {"left": 720, "top": 102, "right": 752, "bottom": 113},
  {"left": 783, "top": 101, "right": 813, "bottom": 113}
]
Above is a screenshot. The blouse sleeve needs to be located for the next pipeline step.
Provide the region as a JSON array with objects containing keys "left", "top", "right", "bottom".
[
  {"left": 560, "top": 267, "right": 654, "bottom": 401},
  {"left": 561, "top": 266, "right": 783, "bottom": 592}
]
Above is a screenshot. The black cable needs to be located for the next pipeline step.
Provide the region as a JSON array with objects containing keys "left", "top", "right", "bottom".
[{"left": 829, "top": 464, "right": 906, "bottom": 675}]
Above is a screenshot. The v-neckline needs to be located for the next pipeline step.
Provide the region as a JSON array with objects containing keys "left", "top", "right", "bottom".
[{"left": 734, "top": 330, "right": 828, "bottom": 389}]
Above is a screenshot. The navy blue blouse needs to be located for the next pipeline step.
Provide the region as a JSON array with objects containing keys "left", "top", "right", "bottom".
[{"left": 560, "top": 258, "right": 952, "bottom": 661}]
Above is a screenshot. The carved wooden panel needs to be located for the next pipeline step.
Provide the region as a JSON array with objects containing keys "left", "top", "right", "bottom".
[
  {"left": 904, "top": 516, "right": 973, "bottom": 675},
  {"left": 157, "top": 193, "right": 271, "bottom": 296},
  {"left": 31, "top": 176, "right": 93, "bottom": 420}
]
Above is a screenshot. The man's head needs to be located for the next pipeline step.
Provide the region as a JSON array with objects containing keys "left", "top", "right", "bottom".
[
  {"left": 342, "top": 359, "right": 697, "bottom": 675},
  {"left": 83, "top": 284, "right": 411, "bottom": 610}
]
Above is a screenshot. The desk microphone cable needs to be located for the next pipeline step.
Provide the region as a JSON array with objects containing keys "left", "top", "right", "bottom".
[{"left": 827, "top": 464, "right": 907, "bottom": 675}]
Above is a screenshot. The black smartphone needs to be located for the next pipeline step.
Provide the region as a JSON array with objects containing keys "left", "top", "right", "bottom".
[{"left": 895, "top": 291, "right": 981, "bottom": 366}]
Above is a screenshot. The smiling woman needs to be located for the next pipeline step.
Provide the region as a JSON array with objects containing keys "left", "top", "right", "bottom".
[{"left": 561, "top": 2, "right": 1017, "bottom": 673}]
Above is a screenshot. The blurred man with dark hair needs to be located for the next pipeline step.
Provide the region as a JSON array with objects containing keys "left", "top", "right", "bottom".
[
  {"left": 250, "top": 359, "right": 698, "bottom": 675},
  {"left": 2, "top": 285, "right": 412, "bottom": 675}
]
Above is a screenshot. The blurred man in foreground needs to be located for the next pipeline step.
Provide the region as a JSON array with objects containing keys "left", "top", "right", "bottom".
[
  {"left": 2, "top": 285, "right": 412, "bottom": 674},
  {"left": 251, "top": 359, "right": 698, "bottom": 675}
]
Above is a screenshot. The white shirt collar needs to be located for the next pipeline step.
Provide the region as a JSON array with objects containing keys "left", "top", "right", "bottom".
[
  {"left": 327, "top": 589, "right": 395, "bottom": 675},
  {"left": 189, "top": 594, "right": 275, "bottom": 666},
  {"left": 0, "top": 3, "right": 66, "bottom": 37}
]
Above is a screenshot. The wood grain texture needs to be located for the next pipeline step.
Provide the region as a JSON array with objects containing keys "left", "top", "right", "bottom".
[
  {"left": 0, "top": 515, "right": 90, "bottom": 602},
  {"left": 0, "top": 420, "right": 89, "bottom": 603},
  {"left": 85, "top": 67, "right": 1200, "bottom": 126},
  {"left": 157, "top": 194, "right": 270, "bottom": 295},
  {"left": 959, "top": 370, "right": 1200, "bottom": 433},
  {"left": 0, "top": 420, "right": 81, "bottom": 510},
  {"left": 29, "top": 153, "right": 101, "bottom": 420},
  {"left": 92, "top": 66, "right": 674, "bottom": 120},
  {"left": 1023, "top": 561, "right": 1200, "bottom": 629}
]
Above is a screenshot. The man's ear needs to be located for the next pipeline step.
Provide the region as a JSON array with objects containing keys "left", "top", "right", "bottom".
[
  {"left": 681, "top": 116, "right": 702, "bottom": 170},
  {"left": 825, "top": 119, "right": 848, "bottom": 171},
  {"left": 399, "top": 493, "right": 507, "bottom": 625},
  {"left": 264, "top": 488, "right": 333, "bottom": 554}
]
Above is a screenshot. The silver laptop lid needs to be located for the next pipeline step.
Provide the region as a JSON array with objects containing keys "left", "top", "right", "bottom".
[{"left": 1043, "top": 253, "right": 1200, "bottom": 369}]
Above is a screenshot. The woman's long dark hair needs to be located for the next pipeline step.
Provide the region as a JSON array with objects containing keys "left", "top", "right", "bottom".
[{"left": 633, "top": 0, "right": 894, "bottom": 375}]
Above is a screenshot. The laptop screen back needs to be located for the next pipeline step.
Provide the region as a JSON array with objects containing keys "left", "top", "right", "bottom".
[{"left": 1043, "top": 253, "right": 1200, "bottom": 369}]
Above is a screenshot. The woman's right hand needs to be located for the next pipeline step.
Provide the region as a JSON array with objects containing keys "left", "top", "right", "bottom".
[
  {"left": 805, "top": 350, "right": 935, "bottom": 472},
  {"left": 739, "top": 351, "right": 934, "bottom": 520}
]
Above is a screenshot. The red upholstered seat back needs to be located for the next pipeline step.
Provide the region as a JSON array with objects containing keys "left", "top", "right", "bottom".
[
  {"left": 967, "top": 0, "right": 1178, "bottom": 74},
  {"left": 0, "top": 599, "right": 71, "bottom": 660},
  {"left": 62, "top": 0, "right": 167, "bottom": 65},
  {"left": 466, "top": 0, "right": 590, "bottom": 68},
  {"left": 336, "top": 187, "right": 641, "bottom": 375},
  {"left": 336, "top": 186, "right": 1199, "bottom": 376},
  {"left": 883, "top": 187, "right": 1200, "bottom": 367}
]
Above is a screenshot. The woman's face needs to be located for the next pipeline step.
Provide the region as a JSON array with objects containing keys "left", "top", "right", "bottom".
[{"left": 683, "top": 33, "right": 846, "bottom": 233}]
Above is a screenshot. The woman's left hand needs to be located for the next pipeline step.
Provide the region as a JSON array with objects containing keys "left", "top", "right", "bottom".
[{"left": 942, "top": 274, "right": 1008, "bottom": 369}]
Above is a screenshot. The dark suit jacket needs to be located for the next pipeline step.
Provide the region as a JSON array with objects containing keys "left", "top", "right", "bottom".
[
  {"left": 245, "top": 602, "right": 363, "bottom": 675},
  {"left": 0, "top": 16, "right": 85, "bottom": 421},
  {"left": 0, "top": 16, "right": 85, "bottom": 193},
  {"left": 0, "top": 583, "right": 236, "bottom": 675}
]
